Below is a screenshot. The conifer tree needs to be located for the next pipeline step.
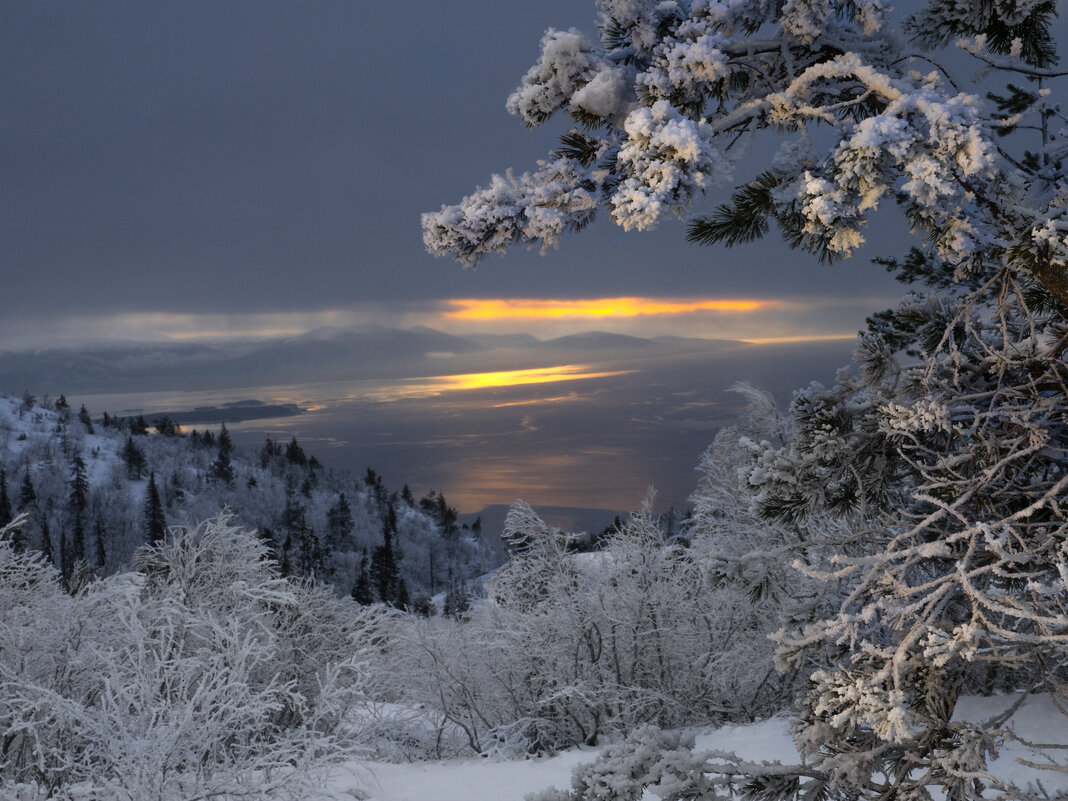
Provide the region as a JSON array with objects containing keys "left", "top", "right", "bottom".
[
  {"left": 39, "top": 517, "right": 53, "bottom": 565},
  {"left": 209, "top": 423, "right": 235, "bottom": 484},
  {"left": 370, "top": 515, "right": 400, "bottom": 606},
  {"left": 0, "top": 469, "right": 12, "bottom": 529},
  {"left": 285, "top": 437, "right": 307, "bottom": 467},
  {"left": 68, "top": 455, "right": 88, "bottom": 515},
  {"left": 18, "top": 473, "right": 35, "bottom": 511},
  {"left": 121, "top": 436, "right": 146, "bottom": 480},
  {"left": 443, "top": 0, "right": 1068, "bottom": 797},
  {"left": 93, "top": 516, "right": 106, "bottom": 568},
  {"left": 351, "top": 549, "right": 375, "bottom": 606},
  {"left": 143, "top": 471, "right": 167, "bottom": 545},
  {"left": 326, "top": 492, "right": 354, "bottom": 551},
  {"left": 77, "top": 405, "right": 94, "bottom": 434}
]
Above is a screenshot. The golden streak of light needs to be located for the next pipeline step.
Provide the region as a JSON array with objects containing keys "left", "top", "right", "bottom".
[
  {"left": 491, "top": 393, "right": 584, "bottom": 408},
  {"left": 740, "top": 334, "right": 858, "bottom": 345},
  {"left": 431, "top": 365, "right": 635, "bottom": 391},
  {"left": 445, "top": 297, "right": 772, "bottom": 320}
]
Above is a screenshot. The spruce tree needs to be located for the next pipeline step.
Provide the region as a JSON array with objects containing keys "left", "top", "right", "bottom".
[
  {"left": 93, "top": 516, "right": 107, "bottom": 568},
  {"left": 122, "top": 436, "right": 146, "bottom": 480},
  {"left": 209, "top": 423, "right": 235, "bottom": 484},
  {"left": 68, "top": 455, "right": 88, "bottom": 514},
  {"left": 370, "top": 517, "right": 400, "bottom": 605},
  {"left": 18, "top": 473, "right": 36, "bottom": 511},
  {"left": 326, "top": 492, "right": 353, "bottom": 551},
  {"left": 351, "top": 549, "right": 375, "bottom": 605},
  {"left": 144, "top": 471, "right": 167, "bottom": 545},
  {"left": 0, "top": 469, "right": 12, "bottom": 528},
  {"left": 39, "top": 518, "right": 53, "bottom": 565},
  {"left": 77, "top": 404, "right": 94, "bottom": 434},
  {"left": 284, "top": 437, "right": 307, "bottom": 467}
]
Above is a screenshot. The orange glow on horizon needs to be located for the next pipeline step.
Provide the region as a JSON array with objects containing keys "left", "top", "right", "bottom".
[
  {"left": 445, "top": 297, "right": 771, "bottom": 320},
  {"left": 432, "top": 365, "right": 634, "bottom": 391}
]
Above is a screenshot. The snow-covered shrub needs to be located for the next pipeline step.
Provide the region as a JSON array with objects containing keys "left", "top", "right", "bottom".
[
  {"left": 391, "top": 498, "right": 794, "bottom": 755},
  {"left": 0, "top": 515, "right": 387, "bottom": 800}
]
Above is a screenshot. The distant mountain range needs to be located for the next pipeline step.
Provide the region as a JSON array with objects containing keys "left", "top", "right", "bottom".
[{"left": 0, "top": 326, "right": 746, "bottom": 396}]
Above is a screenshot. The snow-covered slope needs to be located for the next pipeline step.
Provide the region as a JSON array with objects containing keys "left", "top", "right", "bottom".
[{"left": 334, "top": 694, "right": 1068, "bottom": 801}]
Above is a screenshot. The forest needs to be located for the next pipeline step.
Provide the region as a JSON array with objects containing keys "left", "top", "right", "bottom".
[{"left": 4, "top": 0, "right": 1068, "bottom": 798}]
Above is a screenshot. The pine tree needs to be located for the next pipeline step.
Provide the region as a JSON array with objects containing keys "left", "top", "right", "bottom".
[
  {"left": 153, "top": 416, "right": 181, "bottom": 437},
  {"left": 370, "top": 516, "right": 400, "bottom": 606},
  {"left": 285, "top": 437, "right": 307, "bottom": 467},
  {"left": 18, "top": 473, "right": 35, "bottom": 511},
  {"left": 122, "top": 436, "right": 146, "bottom": 480},
  {"left": 0, "top": 469, "right": 12, "bottom": 528},
  {"left": 144, "top": 471, "right": 167, "bottom": 545},
  {"left": 209, "top": 423, "right": 235, "bottom": 484},
  {"left": 93, "top": 516, "right": 107, "bottom": 568},
  {"left": 39, "top": 517, "right": 53, "bottom": 565},
  {"left": 435, "top": 0, "right": 1068, "bottom": 796},
  {"left": 351, "top": 549, "right": 375, "bottom": 606},
  {"left": 77, "top": 404, "right": 94, "bottom": 434},
  {"left": 68, "top": 455, "right": 88, "bottom": 514},
  {"left": 326, "top": 492, "right": 353, "bottom": 551}
]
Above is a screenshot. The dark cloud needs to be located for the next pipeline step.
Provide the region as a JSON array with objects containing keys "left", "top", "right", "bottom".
[{"left": 2, "top": 0, "right": 906, "bottom": 330}]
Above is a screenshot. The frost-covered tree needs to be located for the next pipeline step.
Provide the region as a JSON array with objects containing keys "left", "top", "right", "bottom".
[
  {"left": 426, "top": 0, "right": 1068, "bottom": 796},
  {"left": 0, "top": 515, "right": 388, "bottom": 800}
]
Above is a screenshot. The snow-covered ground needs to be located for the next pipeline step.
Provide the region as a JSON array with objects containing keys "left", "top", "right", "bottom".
[{"left": 331, "top": 695, "right": 1067, "bottom": 801}]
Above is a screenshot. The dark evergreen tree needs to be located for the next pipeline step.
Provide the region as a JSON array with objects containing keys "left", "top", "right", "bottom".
[
  {"left": 395, "top": 576, "right": 410, "bottom": 611},
  {"left": 122, "top": 436, "right": 147, "bottom": 480},
  {"left": 326, "top": 493, "right": 354, "bottom": 551},
  {"left": 285, "top": 437, "right": 307, "bottom": 467},
  {"left": 130, "top": 415, "right": 149, "bottom": 436},
  {"left": 78, "top": 404, "right": 94, "bottom": 434},
  {"left": 401, "top": 483, "right": 415, "bottom": 506},
  {"left": 93, "top": 516, "right": 107, "bottom": 568},
  {"left": 420, "top": 490, "right": 459, "bottom": 539},
  {"left": 60, "top": 529, "right": 76, "bottom": 585},
  {"left": 351, "top": 549, "right": 374, "bottom": 605},
  {"left": 370, "top": 517, "right": 400, "bottom": 605},
  {"left": 68, "top": 455, "right": 89, "bottom": 515},
  {"left": 18, "top": 473, "right": 35, "bottom": 511},
  {"left": 39, "top": 518, "right": 53, "bottom": 565},
  {"left": 443, "top": 572, "right": 471, "bottom": 620},
  {"left": 144, "top": 471, "right": 167, "bottom": 545},
  {"left": 153, "top": 416, "right": 181, "bottom": 437},
  {"left": 0, "top": 469, "right": 12, "bottom": 528},
  {"left": 259, "top": 436, "right": 281, "bottom": 468},
  {"left": 209, "top": 423, "right": 235, "bottom": 484},
  {"left": 298, "top": 525, "right": 329, "bottom": 578}
]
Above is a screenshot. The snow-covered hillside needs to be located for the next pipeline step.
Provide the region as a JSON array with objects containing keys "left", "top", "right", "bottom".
[{"left": 0, "top": 392, "right": 495, "bottom": 603}]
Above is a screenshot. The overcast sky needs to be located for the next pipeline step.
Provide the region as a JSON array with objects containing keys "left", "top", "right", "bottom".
[{"left": 0, "top": 0, "right": 910, "bottom": 348}]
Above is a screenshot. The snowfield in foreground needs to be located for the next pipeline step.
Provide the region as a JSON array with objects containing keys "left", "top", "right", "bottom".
[
  {"left": 330, "top": 695, "right": 1067, "bottom": 801},
  {"left": 334, "top": 717, "right": 795, "bottom": 801}
]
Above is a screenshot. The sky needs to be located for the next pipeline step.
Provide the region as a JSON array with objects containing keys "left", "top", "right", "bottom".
[
  {"left": 0, "top": 0, "right": 908, "bottom": 347},
  {"left": 1, "top": 1, "right": 916, "bottom": 515}
]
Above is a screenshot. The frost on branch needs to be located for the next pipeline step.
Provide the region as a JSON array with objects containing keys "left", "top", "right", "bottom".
[
  {"left": 611, "top": 100, "right": 731, "bottom": 230},
  {"left": 506, "top": 28, "right": 610, "bottom": 127},
  {"left": 422, "top": 157, "right": 600, "bottom": 267},
  {"left": 426, "top": 0, "right": 1068, "bottom": 311}
]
